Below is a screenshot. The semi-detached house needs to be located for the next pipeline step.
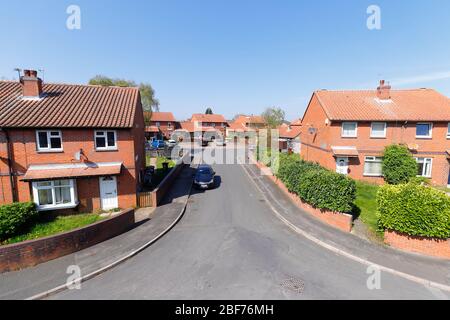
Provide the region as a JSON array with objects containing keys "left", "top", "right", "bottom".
[
  {"left": 0, "top": 70, "right": 145, "bottom": 213},
  {"left": 300, "top": 81, "right": 450, "bottom": 186}
]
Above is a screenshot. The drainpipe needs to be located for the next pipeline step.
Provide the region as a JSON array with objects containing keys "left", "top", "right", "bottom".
[{"left": 0, "top": 128, "right": 17, "bottom": 202}]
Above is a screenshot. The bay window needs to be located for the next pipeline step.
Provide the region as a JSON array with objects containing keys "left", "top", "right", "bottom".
[
  {"left": 363, "top": 156, "right": 383, "bottom": 176},
  {"left": 95, "top": 130, "right": 117, "bottom": 150},
  {"left": 36, "top": 130, "right": 63, "bottom": 152},
  {"left": 32, "top": 179, "right": 78, "bottom": 210},
  {"left": 415, "top": 158, "right": 433, "bottom": 178}
]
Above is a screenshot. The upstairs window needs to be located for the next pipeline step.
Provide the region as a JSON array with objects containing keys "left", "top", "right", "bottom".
[
  {"left": 370, "top": 122, "right": 387, "bottom": 138},
  {"left": 155, "top": 122, "right": 161, "bottom": 128},
  {"left": 95, "top": 130, "right": 117, "bottom": 150},
  {"left": 341, "top": 122, "right": 358, "bottom": 138},
  {"left": 447, "top": 123, "right": 450, "bottom": 138},
  {"left": 167, "top": 122, "right": 172, "bottom": 129},
  {"left": 36, "top": 130, "right": 63, "bottom": 152},
  {"left": 416, "top": 123, "right": 432, "bottom": 138}
]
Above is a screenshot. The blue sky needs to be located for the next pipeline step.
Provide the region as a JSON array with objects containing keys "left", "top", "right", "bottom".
[{"left": 1, "top": 0, "right": 450, "bottom": 120}]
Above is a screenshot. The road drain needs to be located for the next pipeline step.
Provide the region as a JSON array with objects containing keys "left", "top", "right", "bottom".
[{"left": 280, "top": 277, "right": 305, "bottom": 294}]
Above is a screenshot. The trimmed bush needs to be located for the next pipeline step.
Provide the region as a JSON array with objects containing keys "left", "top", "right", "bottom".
[
  {"left": 382, "top": 144, "right": 417, "bottom": 185},
  {"left": 0, "top": 202, "right": 38, "bottom": 240},
  {"left": 275, "top": 154, "right": 356, "bottom": 213},
  {"left": 377, "top": 183, "right": 450, "bottom": 239}
]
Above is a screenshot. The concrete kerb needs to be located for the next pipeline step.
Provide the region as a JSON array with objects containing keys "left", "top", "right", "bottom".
[
  {"left": 240, "top": 163, "right": 450, "bottom": 293},
  {"left": 26, "top": 173, "right": 194, "bottom": 300}
]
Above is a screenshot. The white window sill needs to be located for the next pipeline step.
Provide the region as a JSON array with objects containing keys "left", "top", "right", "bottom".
[
  {"left": 95, "top": 148, "right": 118, "bottom": 152},
  {"left": 37, "top": 149, "right": 64, "bottom": 153},
  {"left": 370, "top": 136, "right": 386, "bottom": 139},
  {"left": 37, "top": 202, "right": 79, "bottom": 212},
  {"left": 415, "top": 136, "right": 432, "bottom": 139}
]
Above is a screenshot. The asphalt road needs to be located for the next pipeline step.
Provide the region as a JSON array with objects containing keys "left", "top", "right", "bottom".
[{"left": 51, "top": 147, "right": 448, "bottom": 300}]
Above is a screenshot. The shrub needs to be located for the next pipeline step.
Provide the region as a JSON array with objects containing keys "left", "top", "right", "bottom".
[
  {"left": 275, "top": 154, "right": 356, "bottom": 213},
  {"left": 377, "top": 183, "right": 450, "bottom": 239},
  {"left": 382, "top": 144, "right": 417, "bottom": 185},
  {"left": 0, "top": 202, "right": 38, "bottom": 240}
]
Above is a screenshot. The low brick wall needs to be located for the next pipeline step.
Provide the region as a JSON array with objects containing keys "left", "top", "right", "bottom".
[
  {"left": 151, "top": 152, "right": 190, "bottom": 207},
  {"left": 0, "top": 208, "right": 135, "bottom": 273},
  {"left": 384, "top": 230, "right": 450, "bottom": 259},
  {"left": 255, "top": 161, "right": 353, "bottom": 233}
]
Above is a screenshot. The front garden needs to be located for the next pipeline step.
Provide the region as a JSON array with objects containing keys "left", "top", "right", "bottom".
[
  {"left": 273, "top": 144, "right": 450, "bottom": 244},
  {"left": 0, "top": 202, "right": 105, "bottom": 245}
]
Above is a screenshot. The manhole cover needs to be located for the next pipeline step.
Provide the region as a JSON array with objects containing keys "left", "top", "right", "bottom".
[{"left": 280, "top": 277, "right": 305, "bottom": 294}]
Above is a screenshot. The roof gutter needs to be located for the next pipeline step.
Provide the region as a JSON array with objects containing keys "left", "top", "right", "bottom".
[{"left": 0, "top": 128, "right": 17, "bottom": 202}]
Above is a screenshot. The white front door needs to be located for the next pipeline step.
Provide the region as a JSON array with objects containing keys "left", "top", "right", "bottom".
[
  {"left": 336, "top": 157, "right": 349, "bottom": 175},
  {"left": 99, "top": 176, "right": 118, "bottom": 210}
]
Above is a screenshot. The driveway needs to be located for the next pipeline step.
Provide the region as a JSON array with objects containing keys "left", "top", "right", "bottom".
[{"left": 49, "top": 146, "right": 448, "bottom": 299}]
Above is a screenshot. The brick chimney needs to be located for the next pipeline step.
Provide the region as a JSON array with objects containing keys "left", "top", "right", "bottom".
[
  {"left": 376, "top": 80, "right": 391, "bottom": 100},
  {"left": 20, "top": 69, "right": 43, "bottom": 98}
]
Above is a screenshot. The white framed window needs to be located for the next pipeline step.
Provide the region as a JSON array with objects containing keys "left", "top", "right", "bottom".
[
  {"left": 167, "top": 122, "right": 172, "bottom": 129},
  {"left": 221, "top": 123, "right": 226, "bottom": 128},
  {"left": 416, "top": 123, "right": 433, "bottom": 139},
  {"left": 415, "top": 157, "right": 433, "bottom": 178},
  {"left": 341, "top": 122, "right": 358, "bottom": 138},
  {"left": 211, "top": 123, "right": 216, "bottom": 128},
  {"left": 36, "top": 130, "right": 63, "bottom": 152},
  {"left": 370, "top": 122, "right": 387, "bottom": 138},
  {"left": 95, "top": 130, "right": 117, "bottom": 151},
  {"left": 363, "top": 156, "right": 383, "bottom": 176},
  {"left": 155, "top": 122, "right": 160, "bottom": 128},
  {"left": 447, "top": 123, "right": 450, "bottom": 138},
  {"left": 32, "top": 179, "right": 78, "bottom": 211}
]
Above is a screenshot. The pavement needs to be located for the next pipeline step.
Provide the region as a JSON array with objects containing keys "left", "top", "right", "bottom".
[
  {"left": 0, "top": 164, "right": 194, "bottom": 300},
  {"left": 42, "top": 146, "right": 450, "bottom": 300}
]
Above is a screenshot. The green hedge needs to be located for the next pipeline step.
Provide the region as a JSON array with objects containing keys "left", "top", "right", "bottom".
[
  {"left": 382, "top": 144, "right": 417, "bottom": 185},
  {"left": 275, "top": 154, "right": 356, "bottom": 213},
  {"left": 0, "top": 202, "right": 38, "bottom": 240},
  {"left": 377, "top": 183, "right": 450, "bottom": 239}
]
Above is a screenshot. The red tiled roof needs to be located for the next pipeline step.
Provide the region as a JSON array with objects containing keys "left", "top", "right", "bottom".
[
  {"left": 146, "top": 112, "right": 176, "bottom": 122},
  {"left": 0, "top": 81, "right": 139, "bottom": 128},
  {"left": 277, "top": 125, "right": 301, "bottom": 139},
  {"left": 176, "top": 121, "right": 219, "bottom": 133},
  {"left": 314, "top": 89, "right": 450, "bottom": 121},
  {"left": 290, "top": 118, "right": 302, "bottom": 126},
  {"left": 22, "top": 162, "right": 122, "bottom": 181},
  {"left": 191, "top": 114, "right": 227, "bottom": 123},
  {"left": 227, "top": 121, "right": 256, "bottom": 132},
  {"left": 234, "top": 115, "right": 265, "bottom": 125},
  {"left": 145, "top": 126, "right": 160, "bottom": 133}
]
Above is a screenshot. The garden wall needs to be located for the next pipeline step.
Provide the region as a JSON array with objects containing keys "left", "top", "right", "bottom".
[
  {"left": 384, "top": 230, "right": 450, "bottom": 259},
  {"left": 0, "top": 208, "right": 135, "bottom": 273},
  {"left": 255, "top": 161, "right": 353, "bottom": 233}
]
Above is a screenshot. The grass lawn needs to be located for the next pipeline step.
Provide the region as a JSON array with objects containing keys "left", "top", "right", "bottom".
[
  {"left": 354, "top": 181, "right": 381, "bottom": 237},
  {"left": 1, "top": 213, "right": 104, "bottom": 246}
]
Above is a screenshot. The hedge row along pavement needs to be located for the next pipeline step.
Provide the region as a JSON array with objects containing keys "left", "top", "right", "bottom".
[
  {"left": 0, "top": 202, "right": 38, "bottom": 241},
  {"left": 377, "top": 183, "right": 450, "bottom": 239},
  {"left": 276, "top": 154, "right": 356, "bottom": 213}
]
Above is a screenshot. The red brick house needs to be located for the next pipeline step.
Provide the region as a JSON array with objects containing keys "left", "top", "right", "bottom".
[
  {"left": 0, "top": 70, "right": 146, "bottom": 213},
  {"left": 144, "top": 112, "right": 179, "bottom": 140},
  {"left": 278, "top": 122, "right": 301, "bottom": 153},
  {"left": 190, "top": 114, "right": 228, "bottom": 137},
  {"left": 233, "top": 115, "right": 266, "bottom": 131},
  {"left": 300, "top": 81, "right": 450, "bottom": 186}
]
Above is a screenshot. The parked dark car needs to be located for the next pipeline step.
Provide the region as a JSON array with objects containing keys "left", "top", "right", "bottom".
[{"left": 193, "top": 164, "right": 216, "bottom": 189}]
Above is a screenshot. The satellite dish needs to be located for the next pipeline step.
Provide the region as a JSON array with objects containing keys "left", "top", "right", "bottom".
[
  {"left": 74, "top": 151, "right": 81, "bottom": 161},
  {"left": 308, "top": 127, "right": 317, "bottom": 135}
]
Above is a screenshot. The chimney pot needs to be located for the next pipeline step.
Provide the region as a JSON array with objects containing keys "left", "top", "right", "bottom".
[
  {"left": 20, "top": 69, "right": 43, "bottom": 98},
  {"left": 377, "top": 80, "right": 391, "bottom": 100}
]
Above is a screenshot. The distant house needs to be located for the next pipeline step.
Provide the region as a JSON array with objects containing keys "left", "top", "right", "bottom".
[
  {"left": 145, "top": 112, "right": 179, "bottom": 140},
  {"left": 0, "top": 70, "right": 146, "bottom": 212},
  {"left": 299, "top": 80, "right": 450, "bottom": 186},
  {"left": 173, "top": 114, "right": 228, "bottom": 141},
  {"left": 278, "top": 122, "right": 301, "bottom": 153},
  {"left": 233, "top": 115, "right": 266, "bottom": 131}
]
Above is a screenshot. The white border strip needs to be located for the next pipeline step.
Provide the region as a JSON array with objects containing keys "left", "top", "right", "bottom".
[{"left": 241, "top": 163, "right": 450, "bottom": 293}]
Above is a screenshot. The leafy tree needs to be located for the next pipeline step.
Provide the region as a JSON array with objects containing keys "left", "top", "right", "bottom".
[
  {"left": 382, "top": 144, "right": 418, "bottom": 185},
  {"left": 261, "top": 107, "right": 285, "bottom": 128},
  {"left": 205, "top": 107, "right": 213, "bottom": 115},
  {"left": 89, "top": 75, "right": 159, "bottom": 112}
]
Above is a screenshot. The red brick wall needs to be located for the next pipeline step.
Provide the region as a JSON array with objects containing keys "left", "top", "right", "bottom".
[
  {"left": 384, "top": 230, "right": 450, "bottom": 259},
  {"left": 0, "top": 208, "right": 135, "bottom": 273},
  {"left": 149, "top": 120, "right": 179, "bottom": 139},
  {"left": 255, "top": 160, "right": 353, "bottom": 233},
  {"left": 300, "top": 93, "right": 450, "bottom": 186}
]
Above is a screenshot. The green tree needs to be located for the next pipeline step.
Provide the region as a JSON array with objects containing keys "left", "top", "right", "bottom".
[
  {"left": 205, "top": 107, "right": 213, "bottom": 115},
  {"left": 382, "top": 144, "right": 418, "bottom": 185},
  {"left": 261, "top": 107, "right": 285, "bottom": 129},
  {"left": 89, "top": 75, "right": 159, "bottom": 112}
]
